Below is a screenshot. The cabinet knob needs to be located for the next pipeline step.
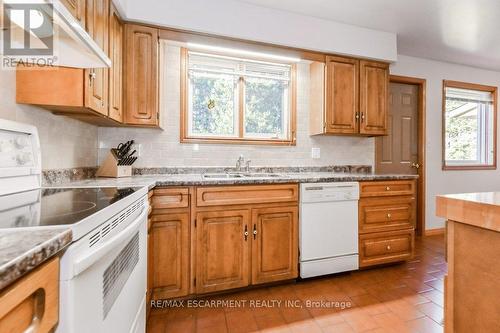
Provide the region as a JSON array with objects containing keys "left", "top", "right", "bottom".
[
  {"left": 386, "top": 245, "right": 391, "bottom": 251},
  {"left": 386, "top": 186, "right": 391, "bottom": 191},
  {"left": 387, "top": 213, "right": 392, "bottom": 219}
]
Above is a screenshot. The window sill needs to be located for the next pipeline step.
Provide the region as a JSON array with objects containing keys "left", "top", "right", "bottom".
[
  {"left": 180, "top": 136, "right": 296, "bottom": 146},
  {"left": 442, "top": 164, "right": 497, "bottom": 171}
]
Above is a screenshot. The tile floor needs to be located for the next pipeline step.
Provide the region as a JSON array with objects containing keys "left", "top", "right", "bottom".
[{"left": 147, "top": 235, "right": 445, "bottom": 333}]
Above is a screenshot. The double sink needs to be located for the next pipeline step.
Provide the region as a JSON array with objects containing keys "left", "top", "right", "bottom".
[{"left": 202, "top": 172, "right": 285, "bottom": 180}]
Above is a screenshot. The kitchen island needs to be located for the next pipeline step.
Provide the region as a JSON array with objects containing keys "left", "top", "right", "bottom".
[{"left": 436, "top": 192, "right": 500, "bottom": 333}]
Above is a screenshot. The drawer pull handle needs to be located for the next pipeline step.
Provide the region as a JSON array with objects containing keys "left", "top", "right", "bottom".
[
  {"left": 386, "top": 186, "right": 391, "bottom": 191},
  {"left": 386, "top": 245, "right": 391, "bottom": 251},
  {"left": 387, "top": 213, "right": 392, "bottom": 219}
]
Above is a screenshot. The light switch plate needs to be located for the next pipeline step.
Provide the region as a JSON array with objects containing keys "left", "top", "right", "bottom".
[{"left": 311, "top": 147, "right": 320, "bottom": 159}]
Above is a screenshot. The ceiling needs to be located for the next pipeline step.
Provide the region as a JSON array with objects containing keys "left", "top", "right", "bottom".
[{"left": 237, "top": 0, "right": 500, "bottom": 71}]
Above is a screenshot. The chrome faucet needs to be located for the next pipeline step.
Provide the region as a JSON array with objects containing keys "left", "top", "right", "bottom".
[
  {"left": 236, "top": 155, "right": 245, "bottom": 172},
  {"left": 245, "top": 160, "right": 251, "bottom": 173}
]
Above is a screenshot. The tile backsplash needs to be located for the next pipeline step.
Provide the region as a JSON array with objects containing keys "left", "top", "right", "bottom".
[
  {"left": 1, "top": 70, "right": 98, "bottom": 170},
  {"left": 98, "top": 44, "right": 375, "bottom": 168}
]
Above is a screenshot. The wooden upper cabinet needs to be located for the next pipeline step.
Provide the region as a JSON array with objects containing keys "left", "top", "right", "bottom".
[
  {"left": 124, "top": 24, "right": 159, "bottom": 126},
  {"left": 251, "top": 206, "right": 298, "bottom": 285},
  {"left": 310, "top": 57, "right": 389, "bottom": 136},
  {"left": 195, "top": 209, "right": 250, "bottom": 294},
  {"left": 108, "top": 4, "right": 123, "bottom": 122},
  {"left": 61, "top": 0, "right": 85, "bottom": 27},
  {"left": 150, "top": 213, "right": 189, "bottom": 300},
  {"left": 84, "top": 0, "right": 109, "bottom": 115},
  {"left": 359, "top": 60, "right": 389, "bottom": 135},
  {"left": 324, "top": 56, "right": 359, "bottom": 134}
]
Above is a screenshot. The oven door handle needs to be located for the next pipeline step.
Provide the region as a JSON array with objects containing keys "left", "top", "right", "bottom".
[{"left": 72, "top": 207, "right": 147, "bottom": 277}]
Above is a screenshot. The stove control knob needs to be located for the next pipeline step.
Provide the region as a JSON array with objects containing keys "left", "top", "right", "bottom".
[
  {"left": 16, "top": 152, "right": 32, "bottom": 165},
  {"left": 15, "top": 136, "right": 29, "bottom": 149}
]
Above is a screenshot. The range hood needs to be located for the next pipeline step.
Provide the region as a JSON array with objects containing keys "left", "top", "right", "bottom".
[{"left": 1, "top": 0, "right": 111, "bottom": 68}]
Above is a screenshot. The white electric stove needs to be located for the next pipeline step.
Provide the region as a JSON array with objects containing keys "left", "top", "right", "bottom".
[{"left": 0, "top": 119, "right": 148, "bottom": 333}]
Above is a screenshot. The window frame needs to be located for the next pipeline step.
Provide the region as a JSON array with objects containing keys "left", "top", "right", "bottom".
[
  {"left": 442, "top": 80, "right": 498, "bottom": 170},
  {"left": 180, "top": 48, "right": 297, "bottom": 145}
]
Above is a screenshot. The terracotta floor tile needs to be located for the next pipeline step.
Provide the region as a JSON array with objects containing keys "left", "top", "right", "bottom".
[
  {"left": 340, "top": 308, "right": 379, "bottom": 332},
  {"left": 254, "top": 313, "right": 288, "bottom": 330},
  {"left": 420, "top": 290, "right": 444, "bottom": 307},
  {"left": 385, "top": 299, "right": 425, "bottom": 321},
  {"left": 164, "top": 317, "right": 196, "bottom": 333},
  {"left": 147, "top": 235, "right": 447, "bottom": 333},
  {"left": 415, "top": 302, "right": 443, "bottom": 325},
  {"left": 371, "top": 312, "right": 413, "bottom": 333},
  {"left": 226, "top": 310, "right": 259, "bottom": 333},
  {"left": 322, "top": 322, "right": 357, "bottom": 333},
  {"left": 287, "top": 319, "right": 323, "bottom": 333},
  {"left": 196, "top": 308, "right": 226, "bottom": 328},
  {"left": 406, "top": 316, "right": 444, "bottom": 333}
]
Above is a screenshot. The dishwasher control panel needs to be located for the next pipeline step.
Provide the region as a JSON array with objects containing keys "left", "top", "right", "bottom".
[{"left": 301, "top": 182, "right": 359, "bottom": 203}]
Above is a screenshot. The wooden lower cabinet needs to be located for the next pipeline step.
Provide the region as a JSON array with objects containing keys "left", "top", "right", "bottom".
[
  {"left": 251, "top": 206, "right": 298, "bottom": 284},
  {"left": 0, "top": 257, "right": 59, "bottom": 333},
  {"left": 195, "top": 209, "right": 251, "bottom": 294},
  {"left": 358, "top": 180, "right": 416, "bottom": 268},
  {"left": 150, "top": 213, "right": 190, "bottom": 300},
  {"left": 359, "top": 229, "right": 414, "bottom": 267},
  {"left": 148, "top": 184, "right": 298, "bottom": 297}
]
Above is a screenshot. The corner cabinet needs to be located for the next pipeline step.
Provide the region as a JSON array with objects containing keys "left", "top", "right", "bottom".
[
  {"left": 123, "top": 24, "right": 159, "bottom": 126},
  {"left": 15, "top": 7, "right": 160, "bottom": 128},
  {"left": 310, "top": 56, "right": 389, "bottom": 136}
]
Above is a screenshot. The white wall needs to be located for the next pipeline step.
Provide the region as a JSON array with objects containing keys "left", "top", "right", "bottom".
[
  {"left": 98, "top": 44, "right": 374, "bottom": 168},
  {"left": 118, "top": 0, "right": 397, "bottom": 62},
  {"left": 0, "top": 70, "right": 98, "bottom": 170},
  {"left": 391, "top": 55, "right": 500, "bottom": 230}
]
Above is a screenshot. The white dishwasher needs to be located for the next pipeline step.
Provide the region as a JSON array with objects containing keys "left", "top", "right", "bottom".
[{"left": 300, "top": 182, "right": 360, "bottom": 278}]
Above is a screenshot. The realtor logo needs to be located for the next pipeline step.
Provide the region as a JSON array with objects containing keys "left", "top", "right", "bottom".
[{"left": 2, "top": 2, "right": 56, "bottom": 68}]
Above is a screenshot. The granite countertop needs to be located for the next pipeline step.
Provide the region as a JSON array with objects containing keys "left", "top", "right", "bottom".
[
  {"left": 0, "top": 228, "right": 72, "bottom": 290},
  {"left": 1, "top": 170, "right": 415, "bottom": 289},
  {"left": 48, "top": 172, "right": 418, "bottom": 188},
  {"left": 437, "top": 192, "right": 500, "bottom": 232}
]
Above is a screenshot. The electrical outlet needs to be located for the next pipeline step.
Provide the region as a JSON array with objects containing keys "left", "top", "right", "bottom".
[{"left": 311, "top": 147, "right": 320, "bottom": 159}]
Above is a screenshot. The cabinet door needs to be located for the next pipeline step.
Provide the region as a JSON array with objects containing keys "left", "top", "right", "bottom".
[
  {"left": 150, "top": 213, "right": 189, "bottom": 299},
  {"left": 324, "top": 56, "right": 359, "bottom": 134},
  {"left": 251, "top": 206, "right": 298, "bottom": 284},
  {"left": 61, "top": 0, "right": 85, "bottom": 27},
  {"left": 108, "top": 4, "right": 123, "bottom": 122},
  {"left": 196, "top": 209, "right": 250, "bottom": 294},
  {"left": 124, "top": 24, "right": 159, "bottom": 126},
  {"left": 359, "top": 60, "right": 389, "bottom": 135},
  {"left": 84, "top": 0, "right": 109, "bottom": 115}
]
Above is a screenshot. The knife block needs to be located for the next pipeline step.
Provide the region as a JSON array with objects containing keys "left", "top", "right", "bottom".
[{"left": 96, "top": 151, "right": 132, "bottom": 178}]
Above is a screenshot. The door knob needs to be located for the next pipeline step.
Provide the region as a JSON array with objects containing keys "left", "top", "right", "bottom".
[{"left": 411, "top": 162, "right": 421, "bottom": 169}]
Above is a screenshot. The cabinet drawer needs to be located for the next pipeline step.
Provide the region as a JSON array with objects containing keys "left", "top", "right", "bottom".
[
  {"left": 359, "top": 196, "right": 415, "bottom": 233},
  {"left": 360, "top": 180, "right": 415, "bottom": 197},
  {"left": 153, "top": 188, "right": 189, "bottom": 209},
  {"left": 359, "top": 229, "right": 414, "bottom": 267},
  {"left": 196, "top": 184, "right": 298, "bottom": 207},
  {"left": 0, "top": 257, "right": 59, "bottom": 333}
]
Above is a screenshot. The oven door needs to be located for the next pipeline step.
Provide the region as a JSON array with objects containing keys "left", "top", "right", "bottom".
[{"left": 58, "top": 203, "right": 148, "bottom": 333}]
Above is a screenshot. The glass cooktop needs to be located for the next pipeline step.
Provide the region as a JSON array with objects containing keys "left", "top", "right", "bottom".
[{"left": 0, "top": 187, "right": 142, "bottom": 229}]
